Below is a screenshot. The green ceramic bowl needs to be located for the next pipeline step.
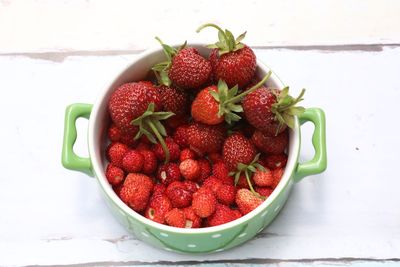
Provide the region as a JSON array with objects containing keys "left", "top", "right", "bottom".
[{"left": 61, "top": 44, "right": 327, "bottom": 253}]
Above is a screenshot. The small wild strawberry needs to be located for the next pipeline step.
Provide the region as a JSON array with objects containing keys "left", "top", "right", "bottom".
[
  {"left": 252, "top": 129, "right": 288, "bottom": 154},
  {"left": 108, "top": 123, "right": 121, "bottom": 142},
  {"left": 264, "top": 154, "right": 288, "bottom": 170},
  {"left": 165, "top": 208, "right": 186, "bottom": 228},
  {"left": 183, "top": 206, "right": 202, "bottom": 228},
  {"left": 173, "top": 125, "right": 189, "bottom": 149},
  {"left": 166, "top": 181, "right": 193, "bottom": 208},
  {"left": 107, "top": 142, "right": 129, "bottom": 168},
  {"left": 119, "top": 173, "right": 154, "bottom": 212},
  {"left": 145, "top": 194, "right": 172, "bottom": 224},
  {"left": 154, "top": 137, "right": 180, "bottom": 162},
  {"left": 105, "top": 163, "right": 125, "bottom": 186},
  {"left": 156, "top": 163, "right": 181, "bottom": 185},
  {"left": 255, "top": 187, "right": 273, "bottom": 198},
  {"left": 216, "top": 184, "right": 236, "bottom": 205},
  {"left": 179, "top": 159, "right": 201, "bottom": 181},
  {"left": 179, "top": 148, "right": 197, "bottom": 162},
  {"left": 197, "top": 158, "right": 212, "bottom": 183},
  {"left": 235, "top": 188, "right": 263, "bottom": 215},
  {"left": 122, "top": 150, "right": 144, "bottom": 173},
  {"left": 139, "top": 150, "right": 157, "bottom": 175},
  {"left": 192, "top": 188, "right": 217, "bottom": 218},
  {"left": 253, "top": 169, "right": 274, "bottom": 187},
  {"left": 206, "top": 203, "right": 238, "bottom": 227}
]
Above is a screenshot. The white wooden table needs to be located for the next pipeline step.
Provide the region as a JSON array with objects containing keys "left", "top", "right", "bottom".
[{"left": 1, "top": 1, "right": 399, "bottom": 266}]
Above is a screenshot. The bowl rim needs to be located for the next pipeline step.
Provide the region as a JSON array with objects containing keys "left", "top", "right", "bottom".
[{"left": 88, "top": 43, "right": 300, "bottom": 234}]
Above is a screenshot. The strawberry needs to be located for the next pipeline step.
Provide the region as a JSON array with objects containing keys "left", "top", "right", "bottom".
[
  {"left": 119, "top": 131, "right": 138, "bottom": 147},
  {"left": 108, "top": 81, "right": 161, "bottom": 139},
  {"left": 152, "top": 183, "right": 167, "bottom": 198},
  {"left": 159, "top": 85, "right": 189, "bottom": 116},
  {"left": 166, "top": 181, "right": 192, "bottom": 208},
  {"left": 235, "top": 189, "right": 263, "bottom": 215},
  {"left": 183, "top": 180, "right": 200, "bottom": 193},
  {"left": 197, "top": 24, "right": 256, "bottom": 88},
  {"left": 243, "top": 87, "right": 305, "bottom": 136},
  {"left": 216, "top": 184, "right": 236, "bottom": 205},
  {"left": 255, "top": 187, "right": 273, "bottom": 198},
  {"left": 145, "top": 194, "right": 172, "bottom": 224},
  {"left": 108, "top": 123, "right": 121, "bottom": 142},
  {"left": 179, "top": 159, "right": 201, "bottom": 181},
  {"left": 197, "top": 158, "right": 212, "bottom": 183},
  {"left": 187, "top": 122, "right": 226, "bottom": 155},
  {"left": 253, "top": 169, "right": 274, "bottom": 187},
  {"left": 208, "top": 152, "right": 223, "bottom": 164},
  {"left": 173, "top": 125, "right": 189, "bottom": 148},
  {"left": 183, "top": 207, "right": 202, "bottom": 228},
  {"left": 218, "top": 175, "right": 234, "bottom": 186},
  {"left": 252, "top": 129, "right": 288, "bottom": 154},
  {"left": 264, "top": 154, "right": 288, "bottom": 170},
  {"left": 212, "top": 162, "right": 229, "bottom": 180},
  {"left": 206, "top": 203, "right": 238, "bottom": 227},
  {"left": 156, "top": 163, "right": 181, "bottom": 185},
  {"left": 192, "top": 188, "right": 217, "bottom": 218},
  {"left": 169, "top": 48, "right": 211, "bottom": 89},
  {"left": 222, "top": 133, "right": 256, "bottom": 171},
  {"left": 237, "top": 174, "right": 251, "bottom": 189},
  {"left": 135, "top": 142, "right": 150, "bottom": 151},
  {"left": 139, "top": 150, "right": 157, "bottom": 175},
  {"left": 113, "top": 183, "right": 124, "bottom": 196},
  {"left": 105, "top": 163, "right": 125, "bottom": 186},
  {"left": 202, "top": 176, "right": 223, "bottom": 194},
  {"left": 191, "top": 85, "right": 224, "bottom": 125},
  {"left": 165, "top": 208, "right": 186, "bottom": 228},
  {"left": 121, "top": 150, "right": 144, "bottom": 173},
  {"left": 165, "top": 114, "right": 189, "bottom": 129},
  {"left": 106, "top": 142, "right": 129, "bottom": 168},
  {"left": 153, "top": 137, "right": 180, "bottom": 162},
  {"left": 272, "top": 168, "right": 284, "bottom": 188},
  {"left": 179, "top": 148, "right": 197, "bottom": 162},
  {"left": 119, "top": 173, "right": 154, "bottom": 212},
  {"left": 152, "top": 38, "right": 211, "bottom": 90}
]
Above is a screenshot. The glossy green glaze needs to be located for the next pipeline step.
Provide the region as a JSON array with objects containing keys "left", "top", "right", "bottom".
[
  {"left": 294, "top": 108, "right": 327, "bottom": 182},
  {"left": 61, "top": 103, "right": 93, "bottom": 176}
]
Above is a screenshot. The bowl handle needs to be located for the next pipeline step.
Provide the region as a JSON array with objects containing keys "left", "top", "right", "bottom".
[
  {"left": 293, "top": 108, "right": 327, "bottom": 182},
  {"left": 61, "top": 103, "right": 94, "bottom": 176}
]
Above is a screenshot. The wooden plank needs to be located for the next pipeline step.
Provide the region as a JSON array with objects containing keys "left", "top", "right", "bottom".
[
  {"left": 0, "top": 0, "right": 400, "bottom": 53},
  {"left": 0, "top": 47, "right": 399, "bottom": 265}
]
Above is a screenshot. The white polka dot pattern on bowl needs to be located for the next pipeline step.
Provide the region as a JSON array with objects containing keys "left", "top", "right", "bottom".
[
  {"left": 212, "top": 233, "right": 221, "bottom": 238},
  {"left": 187, "top": 244, "right": 196, "bottom": 248},
  {"left": 160, "top": 232, "right": 169, "bottom": 237}
]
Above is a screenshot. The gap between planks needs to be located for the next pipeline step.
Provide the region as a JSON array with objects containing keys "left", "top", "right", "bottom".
[{"left": 1, "top": 43, "right": 399, "bottom": 63}]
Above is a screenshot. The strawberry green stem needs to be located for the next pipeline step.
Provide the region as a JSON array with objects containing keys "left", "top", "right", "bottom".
[
  {"left": 227, "top": 71, "right": 272, "bottom": 104},
  {"left": 147, "top": 120, "right": 170, "bottom": 163},
  {"left": 196, "top": 23, "right": 227, "bottom": 39}
]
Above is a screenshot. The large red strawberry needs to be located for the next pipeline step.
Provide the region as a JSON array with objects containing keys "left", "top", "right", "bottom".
[
  {"left": 186, "top": 122, "right": 226, "bottom": 155},
  {"left": 222, "top": 133, "right": 256, "bottom": 171},
  {"left": 159, "top": 85, "right": 189, "bottom": 116},
  {"left": 197, "top": 23, "right": 256, "bottom": 88},
  {"left": 252, "top": 129, "right": 288, "bottom": 154},
  {"left": 191, "top": 73, "right": 272, "bottom": 125},
  {"left": 152, "top": 38, "right": 211, "bottom": 89},
  {"left": 109, "top": 82, "right": 174, "bottom": 162},
  {"left": 109, "top": 81, "right": 160, "bottom": 137},
  {"left": 243, "top": 87, "right": 305, "bottom": 136}
]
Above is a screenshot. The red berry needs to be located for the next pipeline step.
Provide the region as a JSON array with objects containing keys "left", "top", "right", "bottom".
[
  {"left": 264, "top": 154, "right": 288, "bottom": 170},
  {"left": 173, "top": 125, "right": 189, "bottom": 149},
  {"left": 272, "top": 168, "right": 284, "bottom": 188},
  {"left": 108, "top": 81, "right": 161, "bottom": 137},
  {"left": 253, "top": 169, "right": 274, "bottom": 187},
  {"left": 187, "top": 122, "right": 226, "bottom": 155},
  {"left": 165, "top": 208, "right": 186, "bottom": 228},
  {"left": 108, "top": 124, "right": 121, "bottom": 142},
  {"left": 212, "top": 162, "right": 229, "bottom": 180},
  {"left": 156, "top": 163, "right": 181, "bottom": 185},
  {"left": 202, "top": 176, "right": 223, "bottom": 194},
  {"left": 192, "top": 188, "right": 217, "bottom": 218},
  {"left": 180, "top": 148, "right": 197, "bottom": 162},
  {"left": 122, "top": 150, "right": 144, "bottom": 173},
  {"left": 197, "top": 159, "right": 211, "bottom": 183},
  {"left": 107, "top": 142, "right": 129, "bottom": 168},
  {"left": 183, "top": 207, "right": 202, "bottom": 228},
  {"left": 119, "top": 173, "right": 154, "bottom": 212},
  {"left": 145, "top": 194, "right": 172, "bottom": 224},
  {"left": 252, "top": 130, "right": 288, "bottom": 155},
  {"left": 208, "top": 152, "right": 223, "bottom": 164},
  {"left": 179, "top": 159, "right": 201, "bottom": 181},
  {"left": 206, "top": 203, "right": 238, "bottom": 227},
  {"left": 209, "top": 45, "right": 256, "bottom": 88},
  {"left": 182, "top": 180, "right": 200, "bottom": 194},
  {"left": 119, "top": 131, "right": 137, "bottom": 147},
  {"left": 216, "top": 184, "right": 236, "bottom": 205},
  {"left": 135, "top": 142, "right": 150, "bottom": 151},
  {"left": 159, "top": 85, "right": 189, "bottom": 116},
  {"left": 152, "top": 183, "right": 167, "bottom": 199},
  {"left": 154, "top": 137, "right": 180, "bottom": 162},
  {"left": 166, "top": 114, "right": 189, "bottom": 129},
  {"left": 191, "top": 85, "right": 224, "bottom": 125},
  {"left": 237, "top": 174, "right": 251, "bottom": 189},
  {"left": 255, "top": 187, "right": 273, "bottom": 198},
  {"left": 166, "top": 181, "right": 192, "bottom": 208},
  {"left": 223, "top": 133, "right": 257, "bottom": 171},
  {"left": 139, "top": 150, "right": 157, "bottom": 175},
  {"left": 235, "top": 189, "right": 263, "bottom": 215},
  {"left": 232, "top": 209, "right": 242, "bottom": 219},
  {"left": 169, "top": 48, "right": 212, "bottom": 89},
  {"left": 105, "top": 163, "right": 125, "bottom": 186}
]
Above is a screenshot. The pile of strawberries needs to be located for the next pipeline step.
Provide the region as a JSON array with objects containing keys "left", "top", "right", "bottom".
[{"left": 104, "top": 24, "right": 305, "bottom": 228}]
